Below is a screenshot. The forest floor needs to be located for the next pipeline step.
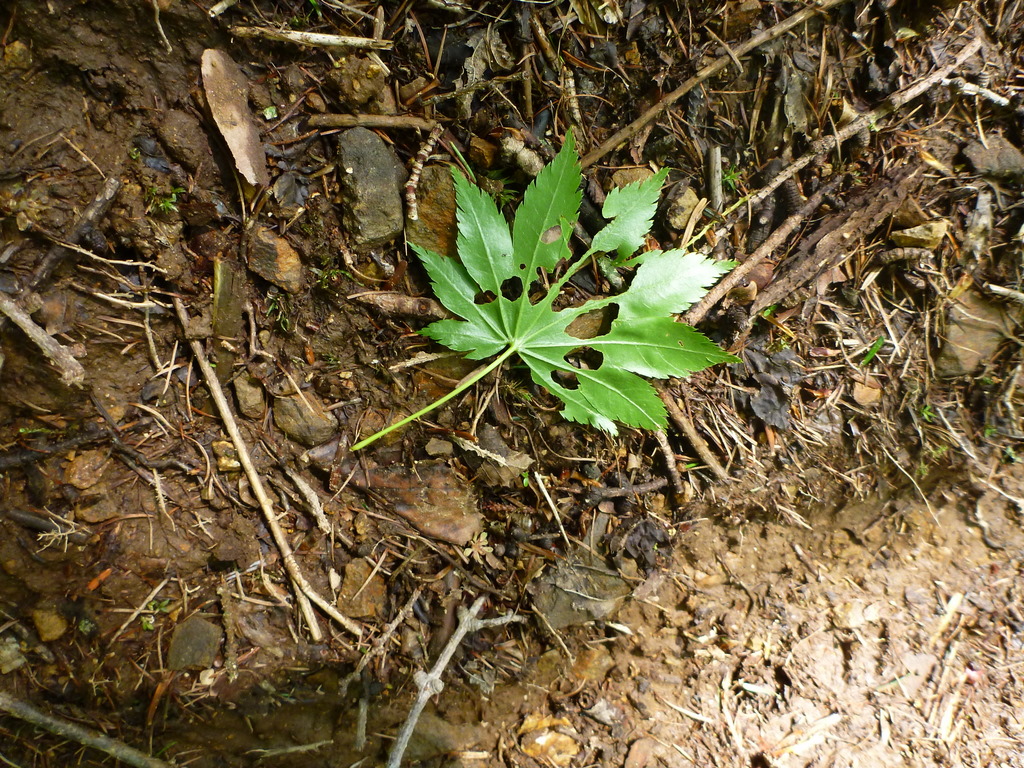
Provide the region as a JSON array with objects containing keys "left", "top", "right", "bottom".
[{"left": 1, "top": 0, "right": 1024, "bottom": 766}]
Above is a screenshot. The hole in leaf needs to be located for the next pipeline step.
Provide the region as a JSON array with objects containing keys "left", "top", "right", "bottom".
[
  {"left": 500, "top": 276, "right": 523, "bottom": 301},
  {"left": 474, "top": 290, "right": 497, "bottom": 305},
  {"left": 566, "top": 307, "right": 615, "bottom": 340},
  {"left": 551, "top": 369, "right": 578, "bottom": 390},
  {"left": 564, "top": 347, "right": 604, "bottom": 371}
]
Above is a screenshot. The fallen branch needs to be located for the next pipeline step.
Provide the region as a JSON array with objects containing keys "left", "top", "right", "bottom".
[
  {"left": 0, "top": 691, "right": 172, "bottom": 768},
  {"left": 710, "top": 35, "right": 983, "bottom": 235},
  {"left": 229, "top": 25, "right": 391, "bottom": 50},
  {"left": 581, "top": 0, "right": 852, "bottom": 168},
  {"left": 173, "top": 298, "right": 361, "bottom": 639},
  {"left": 658, "top": 384, "right": 729, "bottom": 482},
  {"left": 307, "top": 113, "right": 436, "bottom": 131},
  {"left": 0, "top": 292, "right": 86, "bottom": 387},
  {"left": 385, "top": 596, "right": 523, "bottom": 768},
  {"left": 684, "top": 174, "right": 844, "bottom": 326}
]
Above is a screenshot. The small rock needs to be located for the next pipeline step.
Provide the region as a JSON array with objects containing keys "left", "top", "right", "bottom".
[
  {"left": 572, "top": 646, "right": 615, "bottom": 682},
  {"left": 610, "top": 167, "right": 654, "bottom": 189},
  {"left": 248, "top": 227, "right": 304, "bottom": 293},
  {"left": 666, "top": 186, "right": 700, "bottom": 230},
  {"left": 2, "top": 40, "right": 32, "bottom": 69},
  {"left": 273, "top": 393, "right": 338, "bottom": 447},
  {"left": 936, "top": 288, "right": 1015, "bottom": 377},
  {"left": 424, "top": 437, "right": 453, "bottom": 457},
  {"left": 624, "top": 738, "right": 659, "bottom": 768},
  {"left": 31, "top": 607, "right": 68, "bottom": 642},
  {"left": 337, "top": 558, "right": 387, "bottom": 619},
  {"left": 963, "top": 135, "right": 1024, "bottom": 183},
  {"left": 233, "top": 374, "right": 265, "bottom": 419},
  {"left": 406, "top": 165, "right": 457, "bottom": 257},
  {"left": 0, "top": 636, "right": 27, "bottom": 674},
  {"left": 212, "top": 439, "right": 241, "bottom": 472},
  {"left": 64, "top": 449, "right": 110, "bottom": 490},
  {"left": 167, "top": 616, "right": 222, "bottom": 670},
  {"left": 336, "top": 127, "right": 405, "bottom": 249},
  {"left": 891, "top": 220, "right": 948, "bottom": 250}
]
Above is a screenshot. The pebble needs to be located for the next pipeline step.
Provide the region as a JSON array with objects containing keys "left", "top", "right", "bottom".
[
  {"left": 248, "top": 227, "right": 305, "bottom": 294},
  {"left": 963, "top": 135, "right": 1024, "bottom": 183},
  {"left": 31, "top": 607, "right": 68, "bottom": 643},
  {"left": 273, "top": 393, "right": 338, "bottom": 447},
  {"left": 167, "top": 616, "right": 222, "bottom": 670}
]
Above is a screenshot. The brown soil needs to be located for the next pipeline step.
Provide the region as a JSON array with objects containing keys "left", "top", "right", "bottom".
[{"left": 1, "top": 1, "right": 1022, "bottom": 767}]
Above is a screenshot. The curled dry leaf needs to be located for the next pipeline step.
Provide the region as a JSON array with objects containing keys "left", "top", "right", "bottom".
[{"left": 201, "top": 49, "right": 270, "bottom": 187}]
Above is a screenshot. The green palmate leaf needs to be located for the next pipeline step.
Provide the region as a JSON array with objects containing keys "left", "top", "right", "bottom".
[
  {"left": 588, "top": 169, "right": 669, "bottom": 261},
  {"left": 351, "top": 132, "right": 738, "bottom": 450}
]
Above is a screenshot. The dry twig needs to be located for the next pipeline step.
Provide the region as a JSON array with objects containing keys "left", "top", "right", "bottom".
[
  {"left": 0, "top": 292, "right": 86, "bottom": 387},
  {"left": 173, "top": 298, "right": 361, "bottom": 639},
  {"left": 0, "top": 691, "right": 173, "bottom": 768},
  {"left": 581, "top": 0, "right": 853, "bottom": 168},
  {"left": 229, "top": 25, "right": 391, "bottom": 50},
  {"left": 385, "top": 596, "right": 523, "bottom": 768},
  {"left": 307, "top": 113, "right": 436, "bottom": 131}
]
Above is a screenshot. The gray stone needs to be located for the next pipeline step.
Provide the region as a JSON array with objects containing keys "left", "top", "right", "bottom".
[
  {"left": 936, "top": 288, "right": 1015, "bottom": 377},
  {"left": 337, "top": 127, "right": 405, "bottom": 248},
  {"left": 666, "top": 186, "right": 700, "bottom": 231},
  {"left": 964, "top": 136, "right": 1024, "bottom": 182},
  {"left": 167, "top": 616, "right": 222, "bottom": 670},
  {"left": 273, "top": 393, "right": 338, "bottom": 447},
  {"left": 233, "top": 374, "right": 265, "bottom": 419}
]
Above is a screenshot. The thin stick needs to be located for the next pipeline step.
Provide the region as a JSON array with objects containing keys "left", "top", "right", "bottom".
[
  {"left": 229, "top": 25, "right": 391, "bottom": 50},
  {"left": 385, "top": 597, "right": 522, "bottom": 768},
  {"left": 307, "top": 113, "right": 436, "bottom": 131},
  {"left": 652, "top": 429, "right": 685, "bottom": 497},
  {"left": 533, "top": 471, "right": 574, "bottom": 552},
  {"left": 173, "top": 298, "right": 361, "bottom": 638},
  {"left": 658, "top": 384, "right": 729, "bottom": 482},
  {"left": 683, "top": 174, "right": 844, "bottom": 325},
  {"left": 0, "top": 692, "right": 173, "bottom": 768},
  {"left": 0, "top": 292, "right": 86, "bottom": 387},
  {"left": 581, "top": 0, "right": 853, "bottom": 167}
]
